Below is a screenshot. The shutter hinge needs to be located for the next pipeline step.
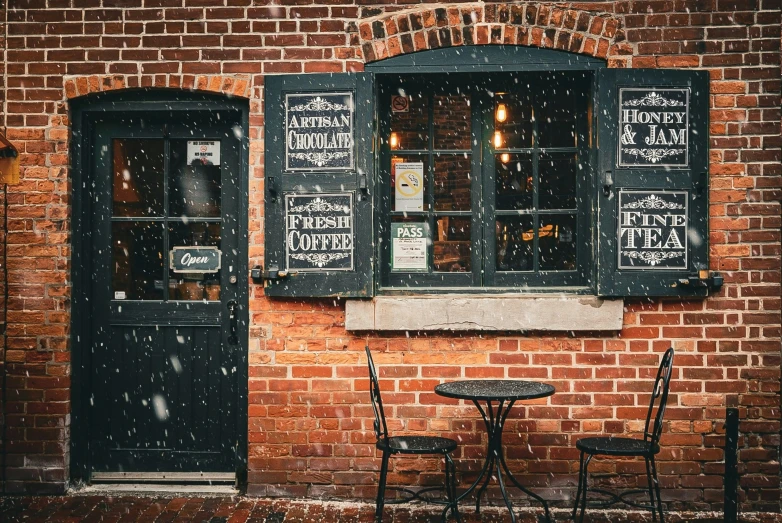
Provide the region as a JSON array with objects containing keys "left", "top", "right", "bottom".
[
  {"left": 251, "top": 265, "right": 292, "bottom": 283},
  {"left": 674, "top": 270, "right": 723, "bottom": 291}
]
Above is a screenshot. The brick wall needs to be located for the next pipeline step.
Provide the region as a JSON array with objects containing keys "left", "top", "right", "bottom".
[{"left": 0, "top": 0, "right": 779, "bottom": 512}]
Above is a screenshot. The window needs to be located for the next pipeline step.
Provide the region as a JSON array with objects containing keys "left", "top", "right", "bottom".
[
  {"left": 379, "top": 72, "right": 591, "bottom": 290},
  {"left": 262, "top": 47, "right": 711, "bottom": 300}
]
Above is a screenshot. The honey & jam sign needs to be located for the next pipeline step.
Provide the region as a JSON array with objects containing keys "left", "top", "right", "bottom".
[
  {"left": 285, "top": 92, "right": 354, "bottom": 171},
  {"left": 618, "top": 88, "right": 689, "bottom": 168}
]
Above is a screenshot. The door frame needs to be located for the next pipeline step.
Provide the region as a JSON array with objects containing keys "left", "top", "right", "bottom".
[{"left": 69, "top": 90, "right": 250, "bottom": 484}]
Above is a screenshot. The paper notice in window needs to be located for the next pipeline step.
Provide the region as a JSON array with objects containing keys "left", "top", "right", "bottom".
[
  {"left": 391, "top": 222, "right": 427, "bottom": 271},
  {"left": 187, "top": 140, "right": 221, "bottom": 166},
  {"left": 394, "top": 162, "right": 424, "bottom": 212}
]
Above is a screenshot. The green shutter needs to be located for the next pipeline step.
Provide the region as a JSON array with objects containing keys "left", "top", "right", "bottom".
[
  {"left": 596, "top": 69, "right": 711, "bottom": 297},
  {"left": 264, "top": 73, "right": 374, "bottom": 297}
]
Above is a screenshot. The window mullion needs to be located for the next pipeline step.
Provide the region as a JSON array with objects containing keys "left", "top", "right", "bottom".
[
  {"left": 532, "top": 88, "right": 540, "bottom": 273},
  {"left": 427, "top": 89, "right": 435, "bottom": 276}
]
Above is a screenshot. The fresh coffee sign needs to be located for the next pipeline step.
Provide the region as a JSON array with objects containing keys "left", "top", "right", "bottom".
[
  {"left": 618, "top": 191, "right": 688, "bottom": 270},
  {"left": 618, "top": 88, "right": 689, "bottom": 167},
  {"left": 285, "top": 92, "right": 354, "bottom": 171},
  {"left": 285, "top": 193, "right": 354, "bottom": 271},
  {"left": 170, "top": 246, "right": 221, "bottom": 274}
]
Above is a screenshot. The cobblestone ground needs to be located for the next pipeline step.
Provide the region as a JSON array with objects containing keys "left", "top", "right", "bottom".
[{"left": 2, "top": 496, "right": 782, "bottom": 523}]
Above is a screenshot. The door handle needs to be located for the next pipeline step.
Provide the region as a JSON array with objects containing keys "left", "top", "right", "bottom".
[{"left": 227, "top": 300, "right": 238, "bottom": 345}]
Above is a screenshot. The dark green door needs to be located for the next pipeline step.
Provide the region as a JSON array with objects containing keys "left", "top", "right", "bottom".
[{"left": 86, "top": 109, "right": 245, "bottom": 475}]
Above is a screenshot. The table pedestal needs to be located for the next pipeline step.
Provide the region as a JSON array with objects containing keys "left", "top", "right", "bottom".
[{"left": 458, "top": 399, "right": 552, "bottom": 523}]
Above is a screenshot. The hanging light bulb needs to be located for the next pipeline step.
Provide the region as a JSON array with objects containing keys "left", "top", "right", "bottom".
[
  {"left": 389, "top": 132, "right": 399, "bottom": 149},
  {"left": 496, "top": 103, "right": 508, "bottom": 123},
  {"left": 493, "top": 131, "right": 503, "bottom": 148},
  {"left": 500, "top": 153, "right": 510, "bottom": 163}
]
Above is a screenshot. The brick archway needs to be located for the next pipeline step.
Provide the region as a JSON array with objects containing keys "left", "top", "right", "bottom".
[
  {"left": 357, "top": 3, "right": 632, "bottom": 68},
  {"left": 63, "top": 74, "right": 252, "bottom": 100}
]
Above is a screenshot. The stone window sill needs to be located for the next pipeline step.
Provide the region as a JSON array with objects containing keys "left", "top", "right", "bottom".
[{"left": 345, "top": 295, "right": 624, "bottom": 332}]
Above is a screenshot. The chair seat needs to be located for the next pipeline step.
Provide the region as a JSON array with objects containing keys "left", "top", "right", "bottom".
[
  {"left": 577, "top": 436, "right": 659, "bottom": 457},
  {"left": 378, "top": 435, "right": 457, "bottom": 455}
]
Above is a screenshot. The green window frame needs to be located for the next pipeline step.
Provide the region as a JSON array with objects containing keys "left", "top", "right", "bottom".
[{"left": 378, "top": 72, "right": 593, "bottom": 291}]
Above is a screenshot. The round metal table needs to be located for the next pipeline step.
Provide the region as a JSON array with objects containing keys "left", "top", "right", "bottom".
[{"left": 435, "top": 380, "right": 556, "bottom": 523}]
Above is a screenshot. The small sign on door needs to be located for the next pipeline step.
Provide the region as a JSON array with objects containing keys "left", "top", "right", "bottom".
[
  {"left": 187, "top": 140, "right": 221, "bottom": 166},
  {"left": 394, "top": 162, "right": 424, "bottom": 212},
  {"left": 170, "top": 246, "right": 222, "bottom": 274},
  {"left": 391, "top": 222, "right": 427, "bottom": 271}
]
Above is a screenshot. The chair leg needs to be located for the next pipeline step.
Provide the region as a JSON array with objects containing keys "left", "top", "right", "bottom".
[
  {"left": 571, "top": 451, "right": 585, "bottom": 520},
  {"left": 645, "top": 457, "right": 657, "bottom": 523},
  {"left": 443, "top": 453, "right": 462, "bottom": 523},
  {"left": 375, "top": 450, "right": 390, "bottom": 523},
  {"left": 650, "top": 455, "right": 665, "bottom": 523},
  {"left": 577, "top": 454, "right": 592, "bottom": 523}
]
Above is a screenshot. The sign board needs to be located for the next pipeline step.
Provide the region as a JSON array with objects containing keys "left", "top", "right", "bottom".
[
  {"left": 187, "top": 140, "right": 221, "bottom": 166},
  {"left": 285, "top": 193, "right": 354, "bottom": 271},
  {"left": 618, "top": 88, "right": 688, "bottom": 168},
  {"left": 285, "top": 92, "right": 354, "bottom": 171},
  {"left": 391, "top": 95, "right": 409, "bottom": 113},
  {"left": 170, "top": 246, "right": 222, "bottom": 274},
  {"left": 394, "top": 162, "right": 424, "bottom": 212},
  {"left": 618, "top": 191, "right": 688, "bottom": 270},
  {"left": 391, "top": 222, "right": 427, "bottom": 271}
]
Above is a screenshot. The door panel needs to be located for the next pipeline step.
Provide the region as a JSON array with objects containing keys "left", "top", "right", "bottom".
[{"left": 87, "top": 111, "right": 243, "bottom": 474}]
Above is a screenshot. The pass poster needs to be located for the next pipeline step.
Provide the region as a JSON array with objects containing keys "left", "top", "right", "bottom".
[{"left": 391, "top": 222, "right": 427, "bottom": 271}]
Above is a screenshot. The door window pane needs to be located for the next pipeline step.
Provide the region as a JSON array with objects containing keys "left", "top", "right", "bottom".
[
  {"left": 112, "top": 139, "right": 164, "bottom": 217},
  {"left": 433, "top": 94, "right": 471, "bottom": 150},
  {"left": 169, "top": 140, "right": 222, "bottom": 218},
  {"left": 495, "top": 215, "right": 534, "bottom": 272},
  {"left": 434, "top": 155, "right": 471, "bottom": 211},
  {"left": 494, "top": 93, "right": 533, "bottom": 149},
  {"left": 112, "top": 222, "right": 164, "bottom": 300},
  {"left": 539, "top": 214, "right": 577, "bottom": 270},
  {"left": 538, "top": 87, "right": 578, "bottom": 148},
  {"left": 168, "top": 222, "right": 222, "bottom": 301},
  {"left": 434, "top": 217, "right": 471, "bottom": 272}
]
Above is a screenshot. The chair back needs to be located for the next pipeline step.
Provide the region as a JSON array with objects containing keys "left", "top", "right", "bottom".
[
  {"left": 365, "top": 346, "right": 389, "bottom": 442},
  {"left": 644, "top": 347, "right": 675, "bottom": 446}
]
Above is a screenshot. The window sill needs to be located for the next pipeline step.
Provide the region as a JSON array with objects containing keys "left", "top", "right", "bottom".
[{"left": 345, "top": 294, "right": 624, "bottom": 332}]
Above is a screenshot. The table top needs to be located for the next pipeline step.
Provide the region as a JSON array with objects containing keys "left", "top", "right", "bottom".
[{"left": 434, "top": 380, "right": 555, "bottom": 401}]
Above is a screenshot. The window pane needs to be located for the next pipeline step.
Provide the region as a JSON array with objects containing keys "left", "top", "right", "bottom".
[
  {"left": 392, "top": 155, "right": 428, "bottom": 213},
  {"left": 434, "top": 154, "right": 471, "bottom": 211},
  {"left": 433, "top": 94, "right": 471, "bottom": 150},
  {"left": 538, "top": 87, "right": 578, "bottom": 148},
  {"left": 495, "top": 215, "right": 534, "bottom": 272},
  {"left": 112, "top": 221, "right": 164, "bottom": 300},
  {"left": 539, "top": 153, "right": 577, "bottom": 210},
  {"left": 168, "top": 222, "right": 222, "bottom": 301},
  {"left": 496, "top": 154, "right": 533, "bottom": 210},
  {"left": 434, "top": 217, "right": 470, "bottom": 272},
  {"left": 112, "top": 139, "right": 164, "bottom": 217},
  {"left": 539, "top": 214, "right": 577, "bottom": 270},
  {"left": 494, "top": 93, "right": 533, "bottom": 149},
  {"left": 169, "top": 140, "right": 222, "bottom": 218},
  {"left": 390, "top": 94, "right": 428, "bottom": 150}
]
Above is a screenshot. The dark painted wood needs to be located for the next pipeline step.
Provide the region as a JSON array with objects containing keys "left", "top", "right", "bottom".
[
  {"left": 70, "top": 92, "right": 249, "bottom": 481},
  {"left": 596, "top": 69, "right": 710, "bottom": 297}
]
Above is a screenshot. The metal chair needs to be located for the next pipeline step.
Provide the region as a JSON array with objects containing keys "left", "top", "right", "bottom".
[
  {"left": 572, "top": 347, "right": 674, "bottom": 523},
  {"left": 365, "top": 346, "right": 461, "bottom": 523}
]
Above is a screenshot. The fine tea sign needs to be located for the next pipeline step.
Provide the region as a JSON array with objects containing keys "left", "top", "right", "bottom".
[
  {"left": 170, "top": 246, "right": 222, "bottom": 274},
  {"left": 618, "top": 88, "right": 689, "bottom": 168},
  {"left": 285, "top": 193, "right": 354, "bottom": 271},
  {"left": 285, "top": 92, "right": 354, "bottom": 171},
  {"left": 618, "top": 191, "right": 688, "bottom": 270}
]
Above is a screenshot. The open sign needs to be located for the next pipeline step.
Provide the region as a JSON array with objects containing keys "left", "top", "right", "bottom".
[{"left": 170, "top": 246, "right": 222, "bottom": 274}]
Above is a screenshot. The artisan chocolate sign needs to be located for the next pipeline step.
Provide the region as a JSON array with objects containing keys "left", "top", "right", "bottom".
[
  {"left": 618, "top": 88, "right": 689, "bottom": 168},
  {"left": 618, "top": 191, "right": 688, "bottom": 270},
  {"left": 285, "top": 92, "right": 354, "bottom": 171},
  {"left": 170, "top": 246, "right": 221, "bottom": 274},
  {"left": 285, "top": 193, "right": 354, "bottom": 271}
]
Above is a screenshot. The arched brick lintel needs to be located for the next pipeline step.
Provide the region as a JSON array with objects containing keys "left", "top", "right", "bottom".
[
  {"left": 358, "top": 3, "right": 633, "bottom": 68},
  {"left": 63, "top": 74, "right": 253, "bottom": 101}
]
